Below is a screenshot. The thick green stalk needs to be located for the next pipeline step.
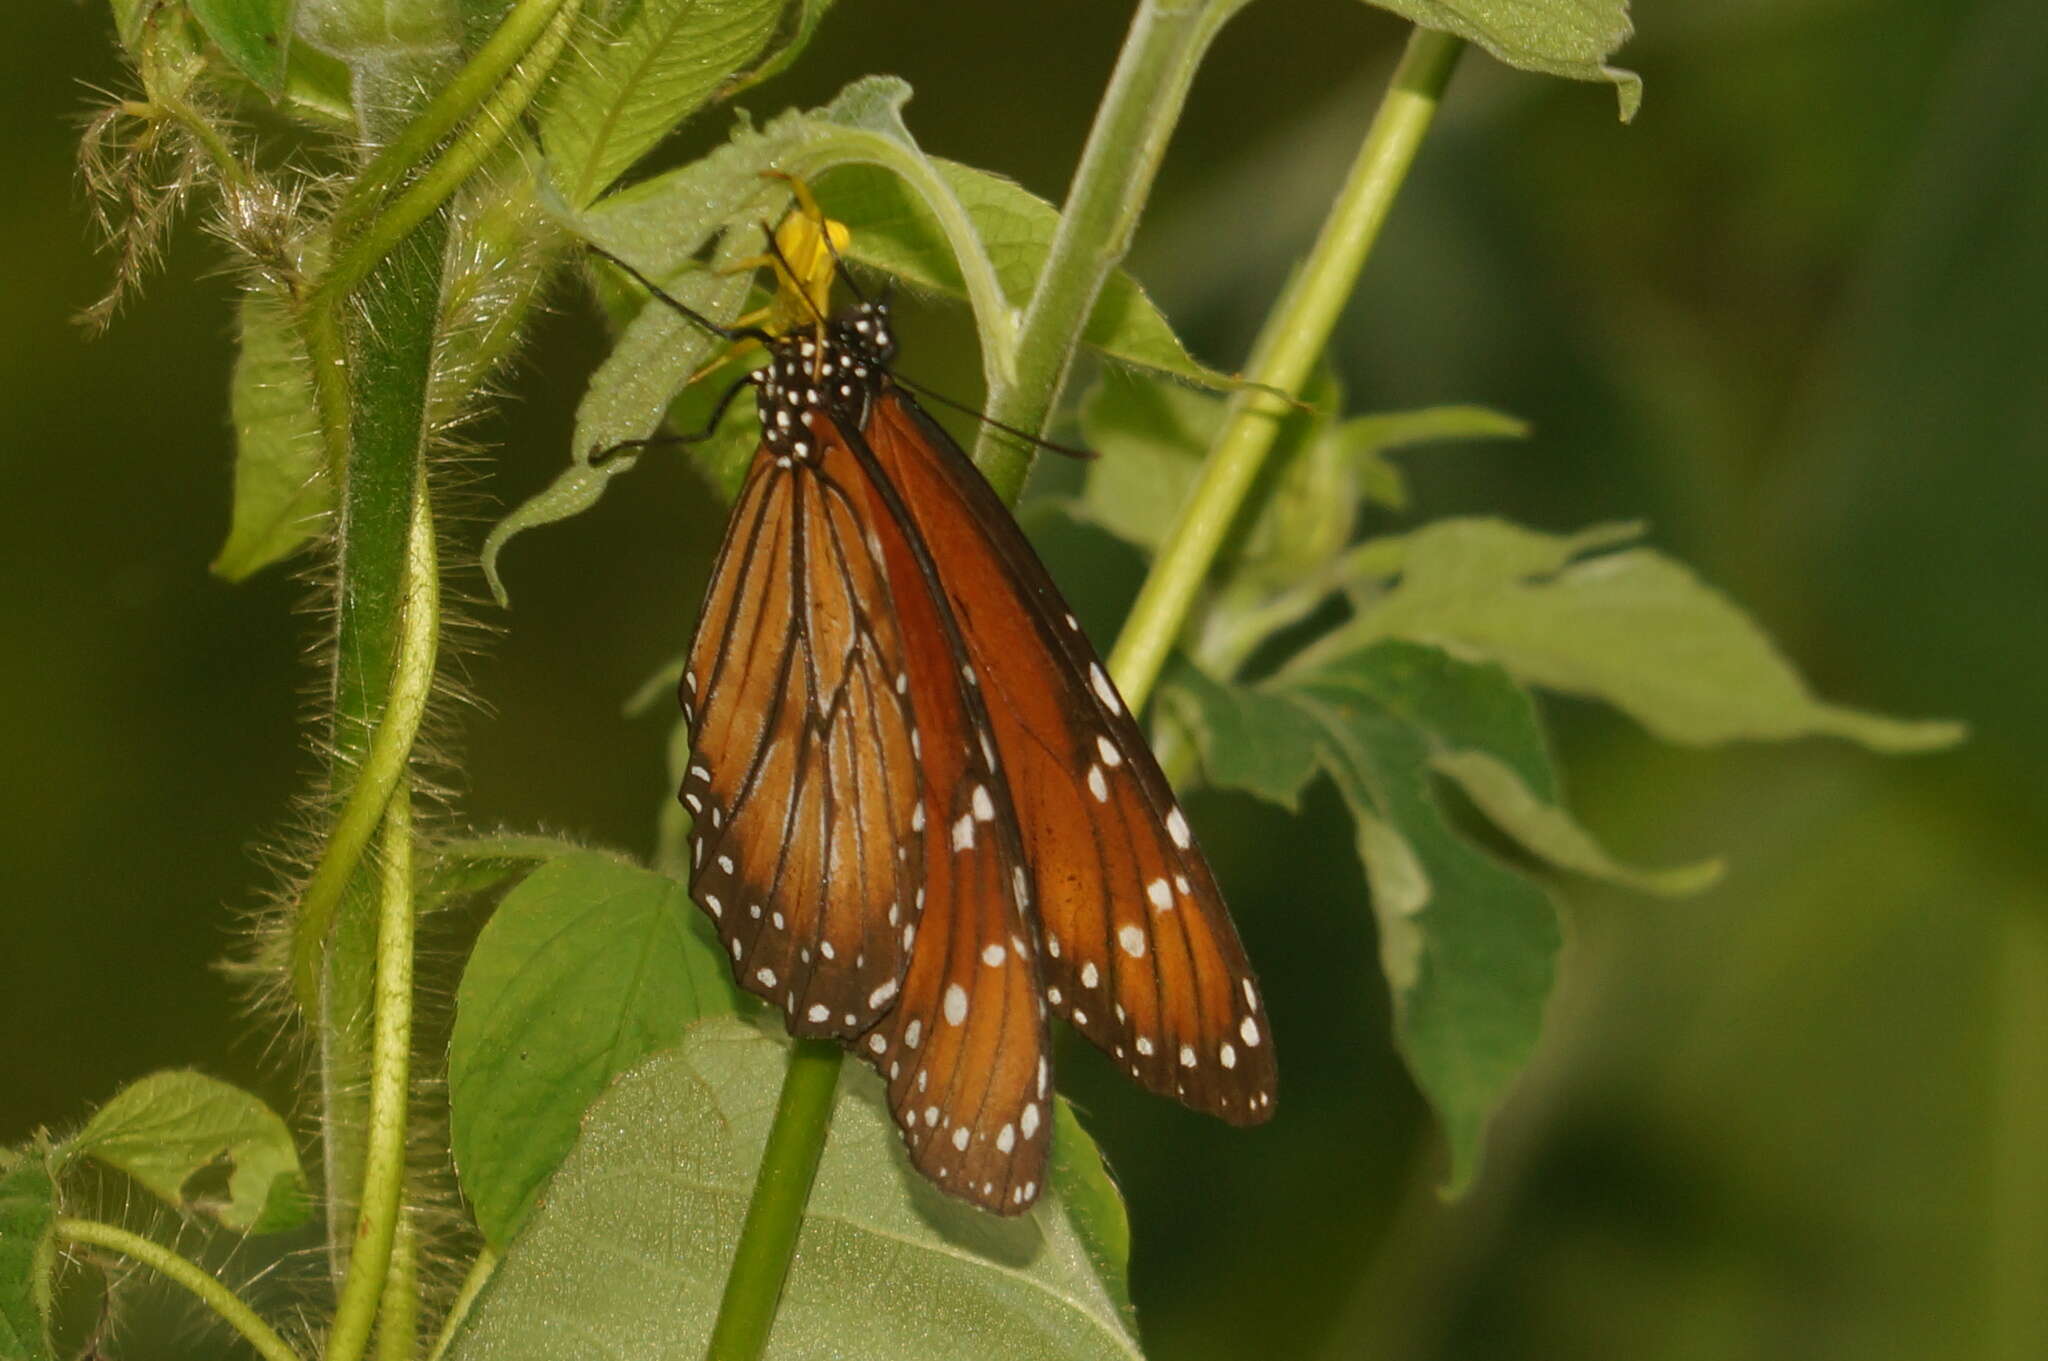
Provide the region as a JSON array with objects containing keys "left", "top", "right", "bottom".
[
  {"left": 329, "top": 0, "right": 576, "bottom": 248},
  {"left": 702, "top": 1042, "right": 845, "bottom": 1361},
  {"left": 314, "top": 211, "right": 446, "bottom": 1281},
  {"left": 328, "top": 781, "right": 420, "bottom": 1361},
  {"left": 55, "top": 1218, "right": 304, "bottom": 1361},
  {"left": 1107, "top": 26, "right": 1466, "bottom": 710},
  {"left": 972, "top": 0, "right": 1251, "bottom": 499}
]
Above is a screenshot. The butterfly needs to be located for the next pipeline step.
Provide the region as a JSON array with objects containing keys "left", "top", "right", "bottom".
[{"left": 612, "top": 195, "right": 1275, "bottom": 1214}]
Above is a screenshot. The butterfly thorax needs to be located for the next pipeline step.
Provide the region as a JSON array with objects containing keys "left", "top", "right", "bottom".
[{"left": 753, "top": 301, "right": 896, "bottom": 465}]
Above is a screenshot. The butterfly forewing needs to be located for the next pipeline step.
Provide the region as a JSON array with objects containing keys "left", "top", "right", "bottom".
[
  {"left": 683, "top": 438, "right": 923, "bottom": 1039},
  {"left": 861, "top": 392, "right": 1277, "bottom": 1125}
]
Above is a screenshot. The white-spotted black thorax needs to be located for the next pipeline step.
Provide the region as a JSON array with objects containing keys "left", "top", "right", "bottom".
[{"left": 753, "top": 301, "right": 896, "bottom": 464}]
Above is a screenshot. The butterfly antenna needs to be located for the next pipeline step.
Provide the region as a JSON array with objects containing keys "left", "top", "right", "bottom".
[
  {"left": 892, "top": 373, "right": 1097, "bottom": 461},
  {"left": 587, "top": 244, "right": 773, "bottom": 346}
]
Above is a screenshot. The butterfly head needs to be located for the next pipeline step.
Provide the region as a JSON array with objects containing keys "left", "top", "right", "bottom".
[{"left": 835, "top": 299, "right": 896, "bottom": 368}]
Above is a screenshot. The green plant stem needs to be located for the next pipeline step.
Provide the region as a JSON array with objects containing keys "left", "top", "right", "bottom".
[
  {"left": 377, "top": 1210, "right": 421, "bottom": 1361},
  {"left": 703, "top": 1040, "right": 844, "bottom": 1361},
  {"left": 54, "top": 1218, "right": 304, "bottom": 1361},
  {"left": 291, "top": 484, "right": 443, "bottom": 1012},
  {"left": 973, "top": 0, "right": 1251, "bottom": 499},
  {"left": 425, "top": 1248, "right": 499, "bottom": 1361},
  {"left": 327, "top": 781, "right": 420, "bottom": 1361},
  {"left": 329, "top": 0, "right": 576, "bottom": 248},
  {"left": 314, "top": 0, "right": 582, "bottom": 313},
  {"left": 1107, "top": 26, "right": 1465, "bottom": 710}
]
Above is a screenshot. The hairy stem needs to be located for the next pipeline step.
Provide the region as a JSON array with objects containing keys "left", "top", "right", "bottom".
[
  {"left": 426, "top": 1248, "right": 499, "bottom": 1361},
  {"left": 329, "top": 0, "right": 577, "bottom": 248},
  {"left": 55, "top": 1218, "right": 304, "bottom": 1361},
  {"left": 702, "top": 1041, "right": 845, "bottom": 1361},
  {"left": 328, "top": 780, "right": 420, "bottom": 1361},
  {"left": 315, "top": 0, "right": 583, "bottom": 311},
  {"left": 973, "top": 0, "right": 1251, "bottom": 498},
  {"left": 1107, "top": 26, "right": 1466, "bottom": 710}
]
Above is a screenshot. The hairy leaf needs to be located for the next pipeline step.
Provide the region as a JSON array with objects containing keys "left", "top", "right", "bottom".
[
  {"left": 418, "top": 833, "right": 628, "bottom": 913},
  {"left": 70, "top": 1071, "right": 308, "bottom": 1233},
  {"left": 445, "top": 1021, "right": 1141, "bottom": 1360},
  {"left": 449, "top": 853, "right": 741, "bottom": 1248},
  {"left": 1344, "top": 518, "right": 1966, "bottom": 751},
  {"left": 0, "top": 1151, "right": 55, "bottom": 1361},
  {"left": 1361, "top": 0, "right": 1642, "bottom": 120},
  {"left": 541, "top": 0, "right": 786, "bottom": 208},
  {"left": 213, "top": 286, "right": 327, "bottom": 580}
]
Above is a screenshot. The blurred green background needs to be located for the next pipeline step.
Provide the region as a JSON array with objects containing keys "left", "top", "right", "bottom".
[{"left": 5, "top": 0, "right": 2043, "bottom": 1357}]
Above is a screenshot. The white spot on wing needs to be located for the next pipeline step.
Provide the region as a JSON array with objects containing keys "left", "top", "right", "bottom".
[
  {"left": 1118, "top": 924, "right": 1147, "bottom": 958},
  {"left": 1090, "top": 663, "right": 1122, "bottom": 713},
  {"left": 952, "top": 814, "right": 975, "bottom": 850},
  {"left": 944, "top": 984, "right": 968, "bottom": 1025},
  {"left": 1147, "top": 878, "right": 1172, "bottom": 911},
  {"left": 1167, "top": 806, "right": 1192, "bottom": 848}
]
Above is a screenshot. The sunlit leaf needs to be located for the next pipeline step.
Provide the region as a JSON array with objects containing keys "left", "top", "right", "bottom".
[
  {"left": 70, "top": 1071, "right": 308, "bottom": 1233},
  {"left": 449, "top": 853, "right": 741, "bottom": 1248},
  {"left": 445, "top": 1021, "right": 1141, "bottom": 1360},
  {"left": 1361, "top": 0, "right": 1642, "bottom": 120},
  {"left": 1344, "top": 518, "right": 1966, "bottom": 751},
  {"left": 541, "top": 0, "right": 786, "bottom": 207},
  {"left": 0, "top": 1151, "right": 55, "bottom": 1361},
  {"left": 212, "top": 286, "right": 327, "bottom": 580}
]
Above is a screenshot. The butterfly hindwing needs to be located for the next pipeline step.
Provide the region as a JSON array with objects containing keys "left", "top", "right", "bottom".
[{"left": 861, "top": 389, "right": 1277, "bottom": 1126}]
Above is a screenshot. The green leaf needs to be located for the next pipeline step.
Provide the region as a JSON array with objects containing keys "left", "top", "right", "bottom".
[
  {"left": 444, "top": 1021, "right": 1141, "bottom": 1360},
  {"left": 449, "top": 853, "right": 741, "bottom": 1249},
  {"left": 212, "top": 285, "right": 328, "bottom": 580},
  {"left": 1345, "top": 518, "right": 1966, "bottom": 751},
  {"left": 1332, "top": 404, "right": 1529, "bottom": 512},
  {"left": 728, "top": 0, "right": 834, "bottom": 93},
  {"left": 1276, "top": 641, "right": 1563, "bottom": 1190},
  {"left": 1156, "top": 656, "right": 1322, "bottom": 811},
  {"left": 540, "top": 0, "right": 786, "bottom": 208},
  {"left": 1429, "top": 749, "right": 1720, "bottom": 895},
  {"left": 1361, "top": 0, "right": 1642, "bottom": 120},
  {"left": 1071, "top": 376, "right": 1215, "bottom": 552},
  {"left": 70, "top": 1072, "right": 308, "bottom": 1233},
  {"left": 1047, "top": 1103, "right": 1136, "bottom": 1329},
  {"left": 0, "top": 1151, "right": 56, "bottom": 1361},
  {"left": 418, "top": 833, "right": 625, "bottom": 912},
  {"left": 480, "top": 258, "right": 753, "bottom": 605},
  {"left": 819, "top": 160, "right": 1227, "bottom": 387},
  {"left": 190, "top": 0, "right": 295, "bottom": 96},
  {"left": 1164, "top": 640, "right": 1708, "bottom": 1187}
]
